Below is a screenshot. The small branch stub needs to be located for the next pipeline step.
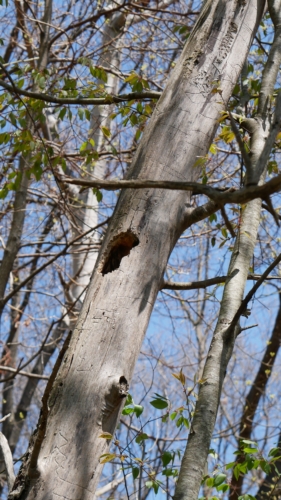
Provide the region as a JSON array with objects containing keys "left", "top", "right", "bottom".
[{"left": 0, "top": 431, "right": 16, "bottom": 492}]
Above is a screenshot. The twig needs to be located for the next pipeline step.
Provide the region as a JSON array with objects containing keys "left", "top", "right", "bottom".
[
  {"left": 0, "top": 413, "right": 11, "bottom": 423},
  {"left": 0, "top": 366, "right": 49, "bottom": 380},
  {"left": 231, "top": 253, "right": 281, "bottom": 332},
  {"left": 0, "top": 218, "right": 109, "bottom": 312},
  {"left": 220, "top": 206, "right": 236, "bottom": 238},
  {"left": 0, "top": 431, "right": 15, "bottom": 492}
]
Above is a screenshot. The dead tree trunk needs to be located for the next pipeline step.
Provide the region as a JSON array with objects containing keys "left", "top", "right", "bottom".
[{"left": 11, "top": 1, "right": 265, "bottom": 498}]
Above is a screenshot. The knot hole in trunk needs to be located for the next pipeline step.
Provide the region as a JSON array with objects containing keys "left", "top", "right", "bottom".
[{"left": 101, "top": 231, "right": 139, "bottom": 275}]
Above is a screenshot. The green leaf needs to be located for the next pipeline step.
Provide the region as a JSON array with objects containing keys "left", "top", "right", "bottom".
[
  {"left": 241, "top": 440, "right": 258, "bottom": 446},
  {"left": 209, "top": 213, "right": 217, "bottom": 223},
  {"left": 193, "top": 156, "right": 208, "bottom": 168},
  {"left": 217, "top": 484, "right": 229, "bottom": 492},
  {"left": 209, "top": 449, "right": 218, "bottom": 459},
  {"left": 243, "top": 447, "right": 258, "bottom": 454},
  {"left": 92, "top": 188, "right": 103, "bottom": 202},
  {"left": 124, "top": 394, "right": 133, "bottom": 405},
  {"left": 132, "top": 467, "right": 140, "bottom": 480},
  {"left": 225, "top": 461, "right": 236, "bottom": 470},
  {"left": 100, "top": 68, "right": 108, "bottom": 83},
  {"left": 145, "top": 104, "right": 152, "bottom": 115},
  {"left": 206, "top": 477, "right": 214, "bottom": 488},
  {"left": 152, "top": 481, "right": 159, "bottom": 494},
  {"left": 183, "top": 417, "right": 189, "bottom": 429},
  {"left": 136, "top": 433, "right": 149, "bottom": 444},
  {"left": 9, "top": 112, "right": 17, "bottom": 126},
  {"left": 213, "top": 473, "right": 227, "bottom": 487},
  {"left": 63, "top": 78, "right": 77, "bottom": 90},
  {"left": 58, "top": 108, "right": 67, "bottom": 120},
  {"left": 162, "top": 452, "right": 172, "bottom": 467},
  {"left": 135, "top": 128, "right": 142, "bottom": 141},
  {"left": 209, "top": 143, "right": 217, "bottom": 155},
  {"left": 268, "top": 447, "right": 281, "bottom": 457},
  {"left": 80, "top": 141, "right": 88, "bottom": 152},
  {"left": 99, "top": 432, "right": 112, "bottom": 439},
  {"left": 78, "top": 108, "right": 84, "bottom": 120},
  {"left": 130, "top": 113, "right": 138, "bottom": 126},
  {"left": 176, "top": 416, "right": 183, "bottom": 428},
  {"left": 233, "top": 465, "right": 240, "bottom": 481},
  {"left": 122, "top": 406, "right": 134, "bottom": 415},
  {"left": 0, "top": 187, "right": 9, "bottom": 199},
  {"left": 101, "top": 126, "right": 111, "bottom": 138},
  {"left": 260, "top": 460, "right": 271, "bottom": 474},
  {"left": 99, "top": 453, "right": 116, "bottom": 464},
  {"left": 150, "top": 398, "right": 169, "bottom": 410},
  {"left": 134, "top": 405, "right": 144, "bottom": 418}
]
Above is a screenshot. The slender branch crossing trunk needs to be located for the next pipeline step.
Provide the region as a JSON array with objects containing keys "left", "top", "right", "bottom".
[{"left": 12, "top": 2, "right": 265, "bottom": 498}]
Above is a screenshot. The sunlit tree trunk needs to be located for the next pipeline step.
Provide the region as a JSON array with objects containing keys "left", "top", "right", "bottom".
[
  {"left": 11, "top": 1, "right": 265, "bottom": 498},
  {"left": 174, "top": 2, "right": 281, "bottom": 499}
]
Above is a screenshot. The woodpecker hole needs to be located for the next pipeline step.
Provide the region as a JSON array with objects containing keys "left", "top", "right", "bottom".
[
  {"left": 101, "top": 231, "right": 139, "bottom": 275},
  {"left": 119, "top": 376, "right": 129, "bottom": 398}
]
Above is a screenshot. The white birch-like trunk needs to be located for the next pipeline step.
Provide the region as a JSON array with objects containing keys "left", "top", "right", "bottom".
[
  {"left": 71, "top": 12, "right": 125, "bottom": 302},
  {"left": 12, "top": 2, "right": 265, "bottom": 499}
]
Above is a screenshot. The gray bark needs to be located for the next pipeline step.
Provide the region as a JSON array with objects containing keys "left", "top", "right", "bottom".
[
  {"left": 229, "top": 3, "right": 281, "bottom": 498},
  {"left": 0, "top": 157, "right": 28, "bottom": 307},
  {"left": 174, "top": 3, "right": 281, "bottom": 499},
  {"left": 13, "top": 1, "right": 265, "bottom": 499}
]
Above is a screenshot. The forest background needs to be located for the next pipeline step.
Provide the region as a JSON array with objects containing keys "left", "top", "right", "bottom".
[{"left": 0, "top": 0, "right": 281, "bottom": 499}]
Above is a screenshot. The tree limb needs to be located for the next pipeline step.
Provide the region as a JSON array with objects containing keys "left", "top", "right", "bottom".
[
  {"left": 161, "top": 274, "right": 280, "bottom": 290},
  {"left": 0, "top": 77, "right": 161, "bottom": 105},
  {"left": 62, "top": 174, "right": 281, "bottom": 205}
]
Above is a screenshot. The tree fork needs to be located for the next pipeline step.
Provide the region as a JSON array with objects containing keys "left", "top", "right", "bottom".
[{"left": 13, "top": 1, "right": 265, "bottom": 498}]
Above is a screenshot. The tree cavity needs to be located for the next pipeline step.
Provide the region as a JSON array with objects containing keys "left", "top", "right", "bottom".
[{"left": 101, "top": 231, "right": 139, "bottom": 275}]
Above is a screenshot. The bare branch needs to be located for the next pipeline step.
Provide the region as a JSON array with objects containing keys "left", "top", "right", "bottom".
[
  {"left": 0, "top": 414, "right": 11, "bottom": 424},
  {"left": 0, "top": 432, "right": 15, "bottom": 492},
  {"left": 0, "top": 366, "right": 49, "bottom": 380},
  {"left": 0, "top": 218, "right": 109, "bottom": 315},
  {"left": 62, "top": 174, "right": 281, "bottom": 206},
  {"left": 161, "top": 274, "right": 281, "bottom": 290},
  {"left": 230, "top": 252, "right": 281, "bottom": 331},
  {"left": 0, "top": 77, "right": 161, "bottom": 105}
]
